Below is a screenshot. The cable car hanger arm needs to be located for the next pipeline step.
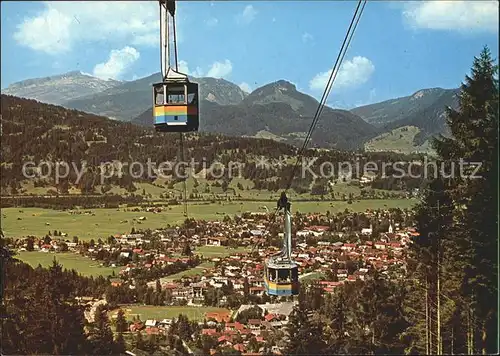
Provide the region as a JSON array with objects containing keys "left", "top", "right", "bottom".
[
  {"left": 159, "top": 0, "right": 188, "bottom": 82},
  {"left": 159, "top": 0, "right": 175, "bottom": 16}
]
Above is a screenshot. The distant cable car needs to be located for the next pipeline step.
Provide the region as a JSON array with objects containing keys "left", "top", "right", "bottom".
[
  {"left": 264, "top": 193, "right": 300, "bottom": 296},
  {"left": 153, "top": 0, "right": 199, "bottom": 133}
]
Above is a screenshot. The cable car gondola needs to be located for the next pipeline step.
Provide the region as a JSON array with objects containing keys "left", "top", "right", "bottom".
[
  {"left": 153, "top": 73, "right": 199, "bottom": 132},
  {"left": 264, "top": 193, "right": 300, "bottom": 296},
  {"left": 153, "top": 0, "right": 199, "bottom": 133}
]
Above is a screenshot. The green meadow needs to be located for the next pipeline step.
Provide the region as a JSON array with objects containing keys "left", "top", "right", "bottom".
[{"left": 2, "top": 198, "right": 416, "bottom": 239}]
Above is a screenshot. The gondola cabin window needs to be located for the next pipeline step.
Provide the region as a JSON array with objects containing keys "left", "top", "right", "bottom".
[
  {"left": 277, "top": 268, "right": 291, "bottom": 283},
  {"left": 154, "top": 85, "right": 164, "bottom": 106},
  {"left": 154, "top": 83, "right": 198, "bottom": 106},
  {"left": 167, "top": 84, "right": 186, "bottom": 104}
]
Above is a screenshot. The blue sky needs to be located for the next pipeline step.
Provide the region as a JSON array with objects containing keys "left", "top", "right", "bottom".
[{"left": 1, "top": 1, "right": 498, "bottom": 108}]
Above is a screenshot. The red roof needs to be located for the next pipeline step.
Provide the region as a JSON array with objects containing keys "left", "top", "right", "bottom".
[
  {"left": 234, "top": 344, "right": 245, "bottom": 352},
  {"left": 163, "top": 283, "right": 178, "bottom": 289},
  {"left": 308, "top": 225, "right": 330, "bottom": 232},
  {"left": 218, "top": 335, "right": 232, "bottom": 343},
  {"left": 264, "top": 313, "right": 277, "bottom": 321},
  {"left": 206, "top": 311, "right": 231, "bottom": 323},
  {"left": 319, "top": 281, "right": 342, "bottom": 286},
  {"left": 202, "top": 329, "right": 217, "bottom": 336},
  {"left": 146, "top": 327, "right": 160, "bottom": 335},
  {"left": 248, "top": 319, "right": 261, "bottom": 325},
  {"left": 234, "top": 322, "right": 245, "bottom": 330}
]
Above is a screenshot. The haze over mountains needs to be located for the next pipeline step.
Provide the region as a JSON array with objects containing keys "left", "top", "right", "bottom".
[
  {"left": 2, "top": 70, "right": 459, "bottom": 151},
  {"left": 1, "top": 71, "right": 122, "bottom": 106}
]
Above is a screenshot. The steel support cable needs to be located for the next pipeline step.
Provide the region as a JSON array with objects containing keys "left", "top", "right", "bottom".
[
  {"left": 172, "top": 13, "right": 179, "bottom": 72},
  {"left": 171, "top": 11, "right": 188, "bottom": 218},
  {"left": 268, "top": 0, "right": 367, "bottom": 224},
  {"left": 284, "top": 0, "right": 366, "bottom": 194}
]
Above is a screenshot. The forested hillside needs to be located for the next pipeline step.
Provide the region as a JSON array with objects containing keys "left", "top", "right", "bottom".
[{"left": 1, "top": 94, "right": 424, "bottom": 201}]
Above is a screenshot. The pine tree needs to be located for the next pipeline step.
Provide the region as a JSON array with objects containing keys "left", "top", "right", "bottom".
[
  {"left": 115, "top": 332, "right": 126, "bottom": 354},
  {"left": 285, "top": 302, "right": 326, "bottom": 355},
  {"left": 89, "top": 304, "right": 116, "bottom": 355},
  {"left": 182, "top": 243, "right": 192, "bottom": 256},
  {"left": 322, "top": 289, "right": 347, "bottom": 354},
  {"left": 115, "top": 309, "right": 128, "bottom": 333},
  {"left": 436, "top": 46, "right": 498, "bottom": 354},
  {"left": 413, "top": 45, "right": 499, "bottom": 354},
  {"left": 134, "top": 331, "right": 145, "bottom": 350},
  {"left": 1, "top": 259, "right": 90, "bottom": 355}
]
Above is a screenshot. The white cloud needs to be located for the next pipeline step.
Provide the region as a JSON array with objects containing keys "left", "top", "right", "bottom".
[
  {"left": 206, "top": 17, "right": 218, "bottom": 27},
  {"left": 403, "top": 1, "right": 499, "bottom": 33},
  {"left": 175, "top": 59, "right": 234, "bottom": 79},
  {"left": 178, "top": 60, "right": 204, "bottom": 77},
  {"left": 14, "top": 7, "right": 73, "bottom": 54},
  {"left": 92, "top": 47, "right": 140, "bottom": 80},
  {"left": 206, "top": 59, "right": 233, "bottom": 78},
  {"left": 302, "top": 32, "right": 314, "bottom": 43},
  {"left": 237, "top": 5, "right": 257, "bottom": 24},
  {"left": 13, "top": 1, "right": 162, "bottom": 55},
  {"left": 309, "top": 56, "right": 375, "bottom": 91},
  {"left": 239, "top": 82, "right": 252, "bottom": 93}
]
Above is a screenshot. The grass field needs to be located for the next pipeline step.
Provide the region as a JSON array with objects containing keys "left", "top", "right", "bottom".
[
  {"left": 163, "top": 262, "right": 215, "bottom": 281},
  {"left": 16, "top": 247, "right": 246, "bottom": 281},
  {"left": 110, "top": 305, "right": 231, "bottom": 322},
  {"left": 300, "top": 272, "right": 324, "bottom": 282},
  {"left": 364, "top": 126, "right": 435, "bottom": 154},
  {"left": 171, "top": 178, "right": 388, "bottom": 201},
  {"left": 194, "top": 246, "right": 250, "bottom": 257},
  {"left": 15, "top": 251, "right": 120, "bottom": 277},
  {"left": 1, "top": 199, "right": 416, "bottom": 239}
]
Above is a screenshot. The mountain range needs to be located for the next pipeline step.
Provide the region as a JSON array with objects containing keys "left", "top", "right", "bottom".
[
  {"left": 1, "top": 71, "right": 122, "bottom": 106},
  {"left": 1, "top": 70, "right": 460, "bottom": 151}
]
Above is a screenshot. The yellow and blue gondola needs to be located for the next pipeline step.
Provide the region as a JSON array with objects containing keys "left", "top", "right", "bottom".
[
  {"left": 264, "top": 259, "right": 300, "bottom": 296},
  {"left": 153, "top": 81, "right": 199, "bottom": 132}
]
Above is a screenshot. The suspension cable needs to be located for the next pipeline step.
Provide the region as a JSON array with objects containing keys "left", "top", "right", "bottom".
[
  {"left": 284, "top": 0, "right": 366, "bottom": 193},
  {"left": 270, "top": 0, "right": 366, "bottom": 222},
  {"left": 172, "top": 13, "right": 179, "bottom": 72},
  {"left": 169, "top": 4, "right": 188, "bottom": 218},
  {"left": 179, "top": 132, "right": 188, "bottom": 217}
]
